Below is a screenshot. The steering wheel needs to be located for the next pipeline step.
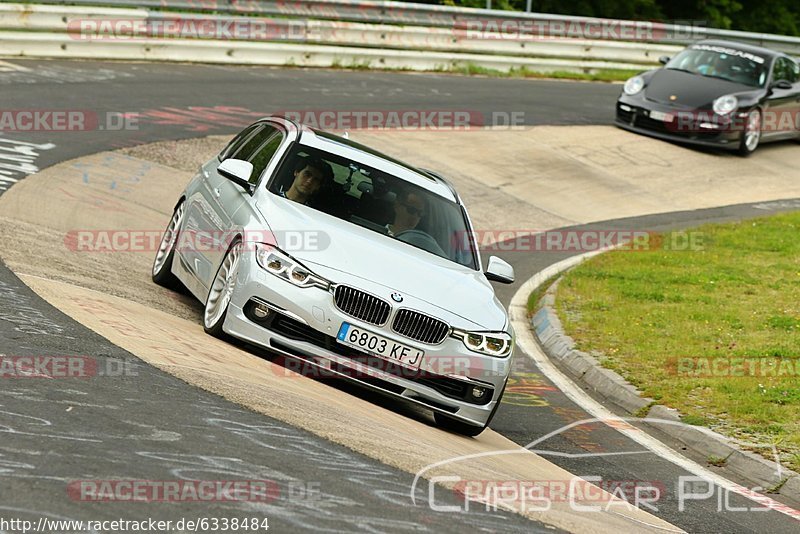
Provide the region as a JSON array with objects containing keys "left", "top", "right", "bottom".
[{"left": 394, "top": 229, "right": 447, "bottom": 257}]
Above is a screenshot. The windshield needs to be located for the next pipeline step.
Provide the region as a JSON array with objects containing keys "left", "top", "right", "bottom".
[
  {"left": 666, "top": 45, "right": 769, "bottom": 88},
  {"left": 268, "top": 143, "right": 477, "bottom": 269}
]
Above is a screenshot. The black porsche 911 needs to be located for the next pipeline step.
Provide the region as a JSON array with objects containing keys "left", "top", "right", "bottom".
[{"left": 616, "top": 39, "right": 800, "bottom": 156}]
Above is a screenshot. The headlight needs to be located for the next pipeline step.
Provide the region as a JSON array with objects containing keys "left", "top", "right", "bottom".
[
  {"left": 255, "top": 244, "right": 329, "bottom": 289},
  {"left": 713, "top": 95, "right": 738, "bottom": 116},
  {"left": 623, "top": 76, "right": 645, "bottom": 96},
  {"left": 453, "top": 329, "right": 513, "bottom": 357}
]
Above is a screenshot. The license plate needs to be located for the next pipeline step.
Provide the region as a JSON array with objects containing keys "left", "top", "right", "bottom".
[
  {"left": 649, "top": 110, "right": 674, "bottom": 122},
  {"left": 336, "top": 323, "right": 424, "bottom": 369}
]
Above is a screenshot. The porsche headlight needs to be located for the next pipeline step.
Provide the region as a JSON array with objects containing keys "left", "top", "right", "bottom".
[
  {"left": 713, "top": 95, "right": 738, "bottom": 116},
  {"left": 453, "top": 329, "right": 513, "bottom": 357},
  {"left": 623, "top": 76, "right": 645, "bottom": 96},
  {"left": 255, "top": 244, "right": 329, "bottom": 289}
]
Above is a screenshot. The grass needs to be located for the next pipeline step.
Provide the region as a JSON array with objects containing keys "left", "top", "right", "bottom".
[
  {"left": 448, "top": 64, "right": 641, "bottom": 82},
  {"left": 526, "top": 274, "right": 559, "bottom": 317},
  {"left": 707, "top": 455, "right": 728, "bottom": 467},
  {"left": 321, "top": 61, "right": 640, "bottom": 82},
  {"left": 552, "top": 213, "right": 800, "bottom": 472}
]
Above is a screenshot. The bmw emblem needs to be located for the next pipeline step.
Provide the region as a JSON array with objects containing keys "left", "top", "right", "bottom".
[{"left": 391, "top": 292, "right": 403, "bottom": 303}]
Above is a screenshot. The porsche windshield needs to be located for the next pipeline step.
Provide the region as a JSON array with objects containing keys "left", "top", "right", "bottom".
[
  {"left": 268, "top": 144, "right": 477, "bottom": 269},
  {"left": 666, "top": 45, "right": 769, "bottom": 87}
]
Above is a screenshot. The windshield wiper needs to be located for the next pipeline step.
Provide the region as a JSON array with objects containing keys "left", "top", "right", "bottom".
[
  {"left": 699, "top": 73, "right": 739, "bottom": 84},
  {"left": 666, "top": 67, "right": 695, "bottom": 74}
]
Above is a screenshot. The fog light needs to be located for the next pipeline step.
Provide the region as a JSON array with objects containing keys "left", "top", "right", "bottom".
[
  {"left": 253, "top": 303, "right": 271, "bottom": 319},
  {"left": 471, "top": 386, "right": 486, "bottom": 399}
]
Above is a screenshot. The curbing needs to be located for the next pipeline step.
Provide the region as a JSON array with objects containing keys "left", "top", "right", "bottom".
[{"left": 530, "top": 265, "right": 800, "bottom": 501}]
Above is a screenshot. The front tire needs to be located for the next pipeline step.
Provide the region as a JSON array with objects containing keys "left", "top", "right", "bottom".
[
  {"left": 434, "top": 413, "right": 488, "bottom": 437},
  {"left": 152, "top": 202, "right": 185, "bottom": 289},
  {"left": 203, "top": 240, "right": 242, "bottom": 338},
  {"left": 737, "top": 108, "right": 761, "bottom": 157},
  {"left": 434, "top": 381, "right": 507, "bottom": 437}
]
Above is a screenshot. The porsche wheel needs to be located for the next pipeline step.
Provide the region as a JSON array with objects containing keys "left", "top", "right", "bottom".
[{"left": 738, "top": 108, "right": 761, "bottom": 157}]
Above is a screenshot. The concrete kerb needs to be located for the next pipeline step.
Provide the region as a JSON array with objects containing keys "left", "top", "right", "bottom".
[{"left": 525, "top": 248, "right": 800, "bottom": 500}]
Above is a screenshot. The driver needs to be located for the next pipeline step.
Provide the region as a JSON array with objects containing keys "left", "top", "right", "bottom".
[{"left": 387, "top": 189, "right": 427, "bottom": 236}]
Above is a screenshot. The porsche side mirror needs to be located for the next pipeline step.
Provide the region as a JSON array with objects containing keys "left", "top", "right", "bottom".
[
  {"left": 485, "top": 256, "right": 514, "bottom": 284},
  {"left": 218, "top": 159, "right": 255, "bottom": 194},
  {"left": 658, "top": 56, "right": 670, "bottom": 65},
  {"left": 772, "top": 80, "right": 793, "bottom": 90}
]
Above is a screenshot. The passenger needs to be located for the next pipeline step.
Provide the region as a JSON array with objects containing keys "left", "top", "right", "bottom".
[
  {"left": 387, "top": 189, "right": 427, "bottom": 236},
  {"left": 281, "top": 157, "right": 331, "bottom": 205},
  {"left": 699, "top": 54, "right": 728, "bottom": 77}
]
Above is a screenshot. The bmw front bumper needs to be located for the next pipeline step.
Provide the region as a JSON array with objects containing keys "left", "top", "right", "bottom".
[{"left": 220, "top": 249, "right": 512, "bottom": 427}]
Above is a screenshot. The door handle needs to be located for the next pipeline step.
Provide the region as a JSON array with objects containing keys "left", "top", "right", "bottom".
[{"left": 213, "top": 187, "right": 221, "bottom": 198}]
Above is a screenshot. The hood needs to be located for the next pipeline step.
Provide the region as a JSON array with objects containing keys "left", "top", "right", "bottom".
[
  {"left": 645, "top": 69, "right": 759, "bottom": 108},
  {"left": 254, "top": 195, "right": 507, "bottom": 330}
]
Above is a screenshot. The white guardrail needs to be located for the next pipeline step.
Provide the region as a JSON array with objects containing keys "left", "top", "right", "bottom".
[{"left": 0, "top": 1, "right": 796, "bottom": 73}]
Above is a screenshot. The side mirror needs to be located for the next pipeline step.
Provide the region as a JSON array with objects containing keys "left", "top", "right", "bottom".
[
  {"left": 485, "top": 256, "right": 514, "bottom": 284},
  {"left": 218, "top": 159, "right": 255, "bottom": 194},
  {"left": 658, "top": 55, "right": 670, "bottom": 65},
  {"left": 772, "top": 79, "right": 792, "bottom": 90}
]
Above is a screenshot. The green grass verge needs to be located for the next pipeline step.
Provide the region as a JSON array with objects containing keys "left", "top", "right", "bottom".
[
  {"left": 448, "top": 64, "right": 642, "bottom": 82},
  {"left": 320, "top": 62, "right": 639, "bottom": 82},
  {"left": 552, "top": 213, "right": 800, "bottom": 472},
  {"left": 526, "top": 274, "right": 559, "bottom": 317}
]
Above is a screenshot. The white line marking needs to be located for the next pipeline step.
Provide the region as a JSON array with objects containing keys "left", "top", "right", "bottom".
[
  {"left": 509, "top": 253, "right": 800, "bottom": 523},
  {"left": 0, "top": 60, "right": 30, "bottom": 72}
]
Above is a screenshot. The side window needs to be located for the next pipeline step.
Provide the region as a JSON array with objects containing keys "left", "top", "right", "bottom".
[
  {"left": 218, "top": 123, "right": 261, "bottom": 162},
  {"left": 248, "top": 131, "right": 284, "bottom": 185},
  {"left": 231, "top": 124, "right": 277, "bottom": 162},
  {"left": 790, "top": 60, "right": 800, "bottom": 83},
  {"left": 773, "top": 58, "right": 793, "bottom": 83}
]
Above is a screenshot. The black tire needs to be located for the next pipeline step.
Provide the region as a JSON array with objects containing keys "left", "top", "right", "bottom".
[
  {"left": 434, "top": 380, "right": 507, "bottom": 437},
  {"left": 434, "top": 412, "right": 488, "bottom": 437},
  {"left": 737, "top": 108, "right": 761, "bottom": 157},
  {"left": 152, "top": 202, "right": 185, "bottom": 290},
  {"left": 203, "top": 240, "right": 242, "bottom": 338}
]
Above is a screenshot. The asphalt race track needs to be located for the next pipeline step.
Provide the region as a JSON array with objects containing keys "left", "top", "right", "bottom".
[{"left": 2, "top": 59, "right": 800, "bottom": 533}]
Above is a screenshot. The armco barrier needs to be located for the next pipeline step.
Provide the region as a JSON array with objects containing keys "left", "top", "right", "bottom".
[
  {"left": 0, "top": 2, "right": 795, "bottom": 72},
  {"left": 24, "top": 0, "right": 800, "bottom": 55},
  {"left": 0, "top": 30, "right": 645, "bottom": 72},
  {"left": 0, "top": 4, "right": 681, "bottom": 66}
]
